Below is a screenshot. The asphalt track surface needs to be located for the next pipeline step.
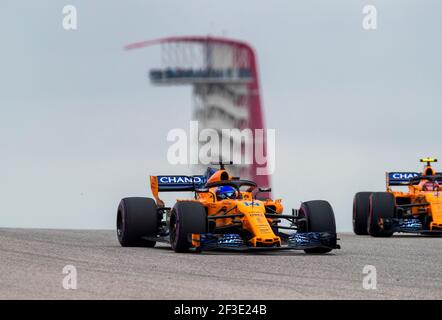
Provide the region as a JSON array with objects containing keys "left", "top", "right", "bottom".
[{"left": 0, "top": 228, "right": 441, "bottom": 299}]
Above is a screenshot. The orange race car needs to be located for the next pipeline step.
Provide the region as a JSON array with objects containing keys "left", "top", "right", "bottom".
[
  {"left": 117, "top": 162, "right": 340, "bottom": 254},
  {"left": 353, "top": 158, "right": 442, "bottom": 237}
]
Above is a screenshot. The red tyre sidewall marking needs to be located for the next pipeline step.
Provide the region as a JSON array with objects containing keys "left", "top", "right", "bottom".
[
  {"left": 353, "top": 195, "right": 357, "bottom": 224},
  {"left": 368, "top": 195, "right": 373, "bottom": 233}
]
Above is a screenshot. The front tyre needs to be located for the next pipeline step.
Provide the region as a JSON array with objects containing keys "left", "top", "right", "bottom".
[
  {"left": 368, "top": 192, "right": 395, "bottom": 237},
  {"left": 117, "top": 197, "right": 158, "bottom": 247},
  {"left": 299, "top": 200, "right": 337, "bottom": 254},
  {"left": 353, "top": 192, "right": 372, "bottom": 235},
  {"left": 170, "top": 201, "right": 207, "bottom": 253}
]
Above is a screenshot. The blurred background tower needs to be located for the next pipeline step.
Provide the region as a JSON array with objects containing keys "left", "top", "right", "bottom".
[{"left": 125, "top": 36, "right": 270, "bottom": 189}]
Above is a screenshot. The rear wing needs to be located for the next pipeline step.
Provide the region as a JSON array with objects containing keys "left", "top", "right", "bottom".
[
  {"left": 150, "top": 175, "right": 206, "bottom": 206},
  {"left": 151, "top": 175, "right": 206, "bottom": 192},
  {"left": 386, "top": 172, "right": 420, "bottom": 186},
  {"left": 386, "top": 172, "right": 442, "bottom": 186}
]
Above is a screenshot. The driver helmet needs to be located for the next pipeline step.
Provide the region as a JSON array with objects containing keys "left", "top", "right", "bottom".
[
  {"left": 422, "top": 180, "right": 439, "bottom": 191},
  {"left": 216, "top": 185, "right": 237, "bottom": 200}
]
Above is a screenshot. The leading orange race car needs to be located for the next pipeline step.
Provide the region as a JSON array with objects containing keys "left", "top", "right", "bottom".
[{"left": 117, "top": 162, "right": 340, "bottom": 254}]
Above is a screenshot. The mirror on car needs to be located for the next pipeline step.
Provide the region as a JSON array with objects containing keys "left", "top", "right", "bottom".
[
  {"left": 258, "top": 187, "right": 272, "bottom": 193},
  {"left": 195, "top": 188, "right": 209, "bottom": 193}
]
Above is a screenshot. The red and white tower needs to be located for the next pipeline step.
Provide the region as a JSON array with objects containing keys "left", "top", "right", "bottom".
[{"left": 125, "top": 36, "right": 270, "bottom": 189}]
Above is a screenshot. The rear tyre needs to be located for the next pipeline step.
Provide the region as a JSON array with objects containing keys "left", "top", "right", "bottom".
[
  {"left": 368, "top": 192, "right": 395, "bottom": 237},
  {"left": 299, "top": 200, "right": 337, "bottom": 254},
  {"left": 353, "top": 192, "right": 372, "bottom": 235},
  {"left": 117, "top": 197, "right": 158, "bottom": 247},
  {"left": 170, "top": 202, "right": 207, "bottom": 253}
]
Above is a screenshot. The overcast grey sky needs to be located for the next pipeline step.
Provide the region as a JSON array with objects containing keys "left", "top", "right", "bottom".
[{"left": 1, "top": 1, "right": 441, "bottom": 231}]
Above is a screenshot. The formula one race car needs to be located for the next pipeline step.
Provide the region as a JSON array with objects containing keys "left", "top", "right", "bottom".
[
  {"left": 117, "top": 162, "right": 340, "bottom": 253},
  {"left": 353, "top": 158, "right": 442, "bottom": 237}
]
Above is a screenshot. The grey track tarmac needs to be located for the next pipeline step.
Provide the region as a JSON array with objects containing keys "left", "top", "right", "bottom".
[{"left": 0, "top": 228, "right": 441, "bottom": 299}]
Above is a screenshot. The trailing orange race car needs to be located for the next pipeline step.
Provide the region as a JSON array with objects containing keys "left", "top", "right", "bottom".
[
  {"left": 117, "top": 162, "right": 340, "bottom": 253},
  {"left": 353, "top": 158, "right": 442, "bottom": 237}
]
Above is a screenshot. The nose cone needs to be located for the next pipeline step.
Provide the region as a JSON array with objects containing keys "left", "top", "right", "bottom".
[{"left": 237, "top": 200, "right": 281, "bottom": 247}]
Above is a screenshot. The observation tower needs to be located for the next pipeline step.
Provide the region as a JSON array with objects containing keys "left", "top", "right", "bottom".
[{"left": 125, "top": 36, "right": 270, "bottom": 189}]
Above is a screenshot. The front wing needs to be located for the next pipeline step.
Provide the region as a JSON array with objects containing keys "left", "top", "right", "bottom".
[
  {"left": 193, "top": 232, "right": 340, "bottom": 252},
  {"left": 379, "top": 218, "right": 442, "bottom": 234}
]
